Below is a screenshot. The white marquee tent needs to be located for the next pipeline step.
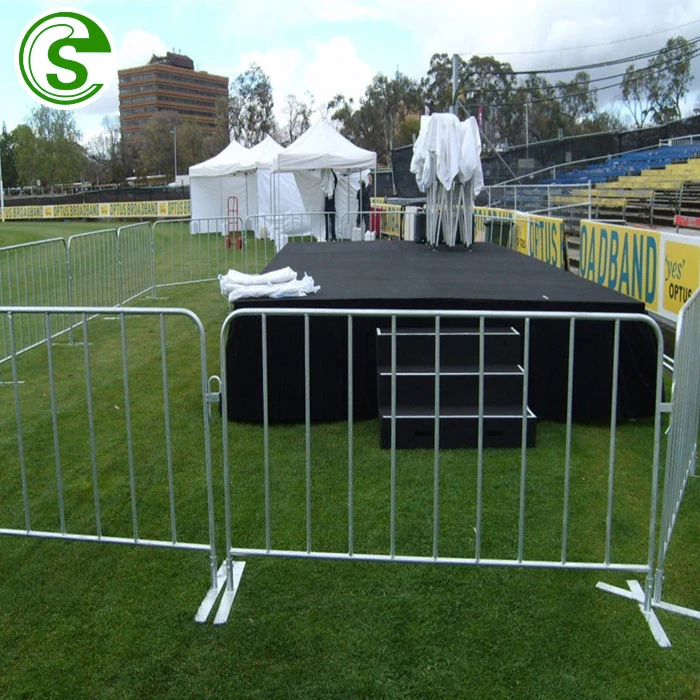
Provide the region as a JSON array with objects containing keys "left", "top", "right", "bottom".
[
  {"left": 189, "top": 135, "right": 305, "bottom": 236},
  {"left": 274, "top": 119, "right": 377, "bottom": 241}
]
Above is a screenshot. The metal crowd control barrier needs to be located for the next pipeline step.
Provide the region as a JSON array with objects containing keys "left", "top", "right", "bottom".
[
  {"left": 652, "top": 288, "right": 700, "bottom": 622},
  {"left": 0, "top": 239, "right": 70, "bottom": 367},
  {"left": 597, "top": 287, "right": 700, "bottom": 641},
  {"left": 153, "top": 217, "right": 269, "bottom": 286},
  {"left": 214, "top": 307, "right": 667, "bottom": 643},
  {"left": 0, "top": 305, "right": 223, "bottom": 622},
  {"left": 244, "top": 212, "right": 326, "bottom": 252},
  {"left": 117, "top": 222, "right": 156, "bottom": 302},
  {"left": 66, "top": 229, "right": 119, "bottom": 308},
  {"left": 655, "top": 286, "right": 700, "bottom": 590},
  {"left": 337, "top": 207, "right": 426, "bottom": 242}
]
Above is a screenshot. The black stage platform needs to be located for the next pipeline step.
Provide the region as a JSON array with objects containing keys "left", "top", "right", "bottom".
[{"left": 225, "top": 241, "right": 659, "bottom": 424}]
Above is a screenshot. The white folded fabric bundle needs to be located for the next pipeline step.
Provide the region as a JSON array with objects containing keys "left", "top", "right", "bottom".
[
  {"left": 226, "top": 273, "right": 320, "bottom": 302},
  {"left": 218, "top": 266, "right": 297, "bottom": 296}
]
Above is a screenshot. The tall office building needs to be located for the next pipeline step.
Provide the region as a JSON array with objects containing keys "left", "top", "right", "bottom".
[{"left": 118, "top": 52, "right": 229, "bottom": 149}]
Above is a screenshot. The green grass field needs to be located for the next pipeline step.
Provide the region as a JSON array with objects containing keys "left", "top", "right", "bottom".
[{"left": 0, "top": 220, "right": 699, "bottom": 699}]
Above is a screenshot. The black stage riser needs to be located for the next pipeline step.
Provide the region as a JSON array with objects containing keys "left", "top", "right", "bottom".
[
  {"left": 377, "top": 373, "right": 526, "bottom": 408},
  {"left": 226, "top": 241, "right": 660, "bottom": 426},
  {"left": 375, "top": 327, "right": 522, "bottom": 367},
  {"left": 379, "top": 415, "right": 537, "bottom": 449}
]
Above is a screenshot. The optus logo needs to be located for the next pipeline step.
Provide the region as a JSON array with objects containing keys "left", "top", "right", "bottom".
[{"left": 15, "top": 9, "right": 115, "bottom": 109}]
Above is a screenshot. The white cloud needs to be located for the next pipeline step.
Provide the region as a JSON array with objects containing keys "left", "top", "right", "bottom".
[
  {"left": 117, "top": 29, "right": 169, "bottom": 71},
  {"left": 237, "top": 37, "right": 374, "bottom": 124}
]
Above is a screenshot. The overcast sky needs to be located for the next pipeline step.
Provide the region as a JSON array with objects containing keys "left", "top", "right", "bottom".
[{"left": 2, "top": 0, "right": 700, "bottom": 145}]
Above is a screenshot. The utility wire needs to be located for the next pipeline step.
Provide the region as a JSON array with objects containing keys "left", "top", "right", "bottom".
[
  {"left": 458, "top": 45, "right": 700, "bottom": 110},
  {"left": 459, "top": 19, "right": 700, "bottom": 56},
  {"left": 456, "top": 36, "right": 700, "bottom": 76}
]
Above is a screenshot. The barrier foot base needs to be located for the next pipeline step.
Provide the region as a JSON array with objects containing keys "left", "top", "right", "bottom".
[
  {"left": 194, "top": 561, "right": 228, "bottom": 623},
  {"left": 596, "top": 579, "right": 671, "bottom": 648},
  {"left": 653, "top": 599, "right": 700, "bottom": 621},
  {"left": 213, "top": 561, "right": 246, "bottom": 625}
]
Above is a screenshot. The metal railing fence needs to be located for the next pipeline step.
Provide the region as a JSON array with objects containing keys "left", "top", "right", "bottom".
[
  {"left": 65, "top": 228, "right": 119, "bottom": 308},
  {"left": 153, "top": 217, "right": 269, "bottom": 287},
  {"left": 0, "top": 305, "right": 222, "bottom": 620},
  {"left": 0, "top": 238, "right": 70, "bottom": 366},
  {"left": 215, "top": 307, "right": 665, "bottom": 629},
  {"left": 117, "top": 222, "right": 156, "bottom": 303},
  {"left": 654, "top": 286, "right": 700, "bottom": 603}
]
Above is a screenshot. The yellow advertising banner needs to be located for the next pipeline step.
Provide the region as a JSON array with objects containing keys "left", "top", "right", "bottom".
[
  {"left": 4, "top": 200, "right": 191, "bottom": 220},
  {"left": 579, "top": 221, "right": 660, "bottom": 311},
  {"left": 513, "top": 215, "right": 528, "bottom": 255},
  {"left": 527, "top": 215, "right": 565, "bottom": 269},
  {"left": 663, "top": 240, "right": 699, "bottom": 315}
]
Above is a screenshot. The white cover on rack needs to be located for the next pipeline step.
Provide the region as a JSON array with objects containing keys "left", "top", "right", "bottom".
[{"left": 409, "top": 113, "right": 484, "bottom": 194}]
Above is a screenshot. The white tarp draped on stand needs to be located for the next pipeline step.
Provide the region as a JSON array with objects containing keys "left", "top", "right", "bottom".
[
  {"left": 189, "top": 135, "right": 306, "bottom": 236},
  {"left": 274, "top": 120, "right": 377, "bottom": 241},
  {"left": 410, "top": 113, "right": 484, "bottom": 247}
]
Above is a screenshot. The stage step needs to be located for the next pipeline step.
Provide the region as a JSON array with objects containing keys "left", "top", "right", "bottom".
[
  {"left": 375, "top": 325, "right": 537, "bottom": 449},
  {"left": 378, "top": 405, "right": 537, "bottom": 449},
  {"left": 375, "top": 325, "right": 522, "bottom": 366},
  {"left": 377, "top": 364, "right": 526, "bottom": 408}
]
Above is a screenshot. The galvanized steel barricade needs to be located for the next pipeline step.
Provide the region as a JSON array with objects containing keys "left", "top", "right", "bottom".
[
  {"left": 244, "top": 212, "right": 325, "bottom": 252},
  {"left": 0, "top": 238, "right": 69, "bottom": 368},
  {"left": 153, "top": 217, "right": 267, "bottom": 288},
  {"left": 117, "top": 222, "right": 156, "bottom": 303},
  {"left": 0, "top": 305, "right": 223, "bottom": 622},
  {"left": 654, "top": 288, "right": 700, "bottom": 618},
  {"left": 66, "top": 228, "right": 119, "bottom": 307},
  {"left": 214, "top": 307, "right": 667, "bottom": 643},
  {"left": 338, "top": 207, "right": 426, "bottom": 242}
]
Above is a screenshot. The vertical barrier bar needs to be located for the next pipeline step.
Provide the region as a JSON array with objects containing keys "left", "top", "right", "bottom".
[
  {"left": 347, "top": 315, "right": 354, "bottom": 556},
  {"left": 604, "top": 320, "right": 621, "bottom": 566},
  {"left": 81, "top": 313, "right": 102, "bottom": 538},
  {"left": 433, "top": 316, "right": 440, "bottom": 559},
  {"left": 643, "top": 318, "right": 665, "bottom": 612},
  {"left": 390, "top": 315, "right": 397, "bottom": 559},
  {"left": 44, "top": 313, "right": 66, "bottom": 534},
  {"left": 9, "top": 313, "right": 30, "bottom": 531},
  {"left": 160, "top": 314, "right": 177, "bottom": 543},
  {"left": 120, "top": 314, "right": 139, "bottom": 541},
  {"left": 518, "top": 319, "right": 530, "bottom": 562},
  {"left": 304, "top": 315, "right": 312, "bottom": 553},
  {"left": 475, "top": 316, "right": 485, "bottom": 561},
  {"left": 262, "top": 314, "right": 271, "bottom": 551},
  {"left": 561, "top": 319, "right": 576, "bottom": 564}
]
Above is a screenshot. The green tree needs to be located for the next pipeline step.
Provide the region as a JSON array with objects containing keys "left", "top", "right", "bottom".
[
  {"left": 331, "top": 72, "right": 422, "bottom": 166},
  {"left": 138, "top": 111, "right": 180, "bottom": 179},
  {"left": 557, "top": 71, "right": 597, "bottom": 131},
  {"left": 622, "top": 36, "right": 694, "bottom": 126},
  {"left": 622, "top": 63, "right": 661, "bottom": 128},
  {"left": 0, "top": 123, "right": 18, "bottom": 189},
  {"left": 86, "top": 115, "right": 123, "bottom": 184},
  {"left": 138, "top": 112, "right": 212, "bottom": 180},
  {"left": 229, "top": 64, "right": 276, "bottom": 147},
  {"left": 280, "top": 92, "right": 314, "bottom": 146},
  {"left": 13, "top": 107, "right": 87, "bottom": 186},
  {"left": 424, "top": 53, "right": 517, "bottom": 148},
  {"left": 648, "top": 36, "right": 694, "bottom": 123}
]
